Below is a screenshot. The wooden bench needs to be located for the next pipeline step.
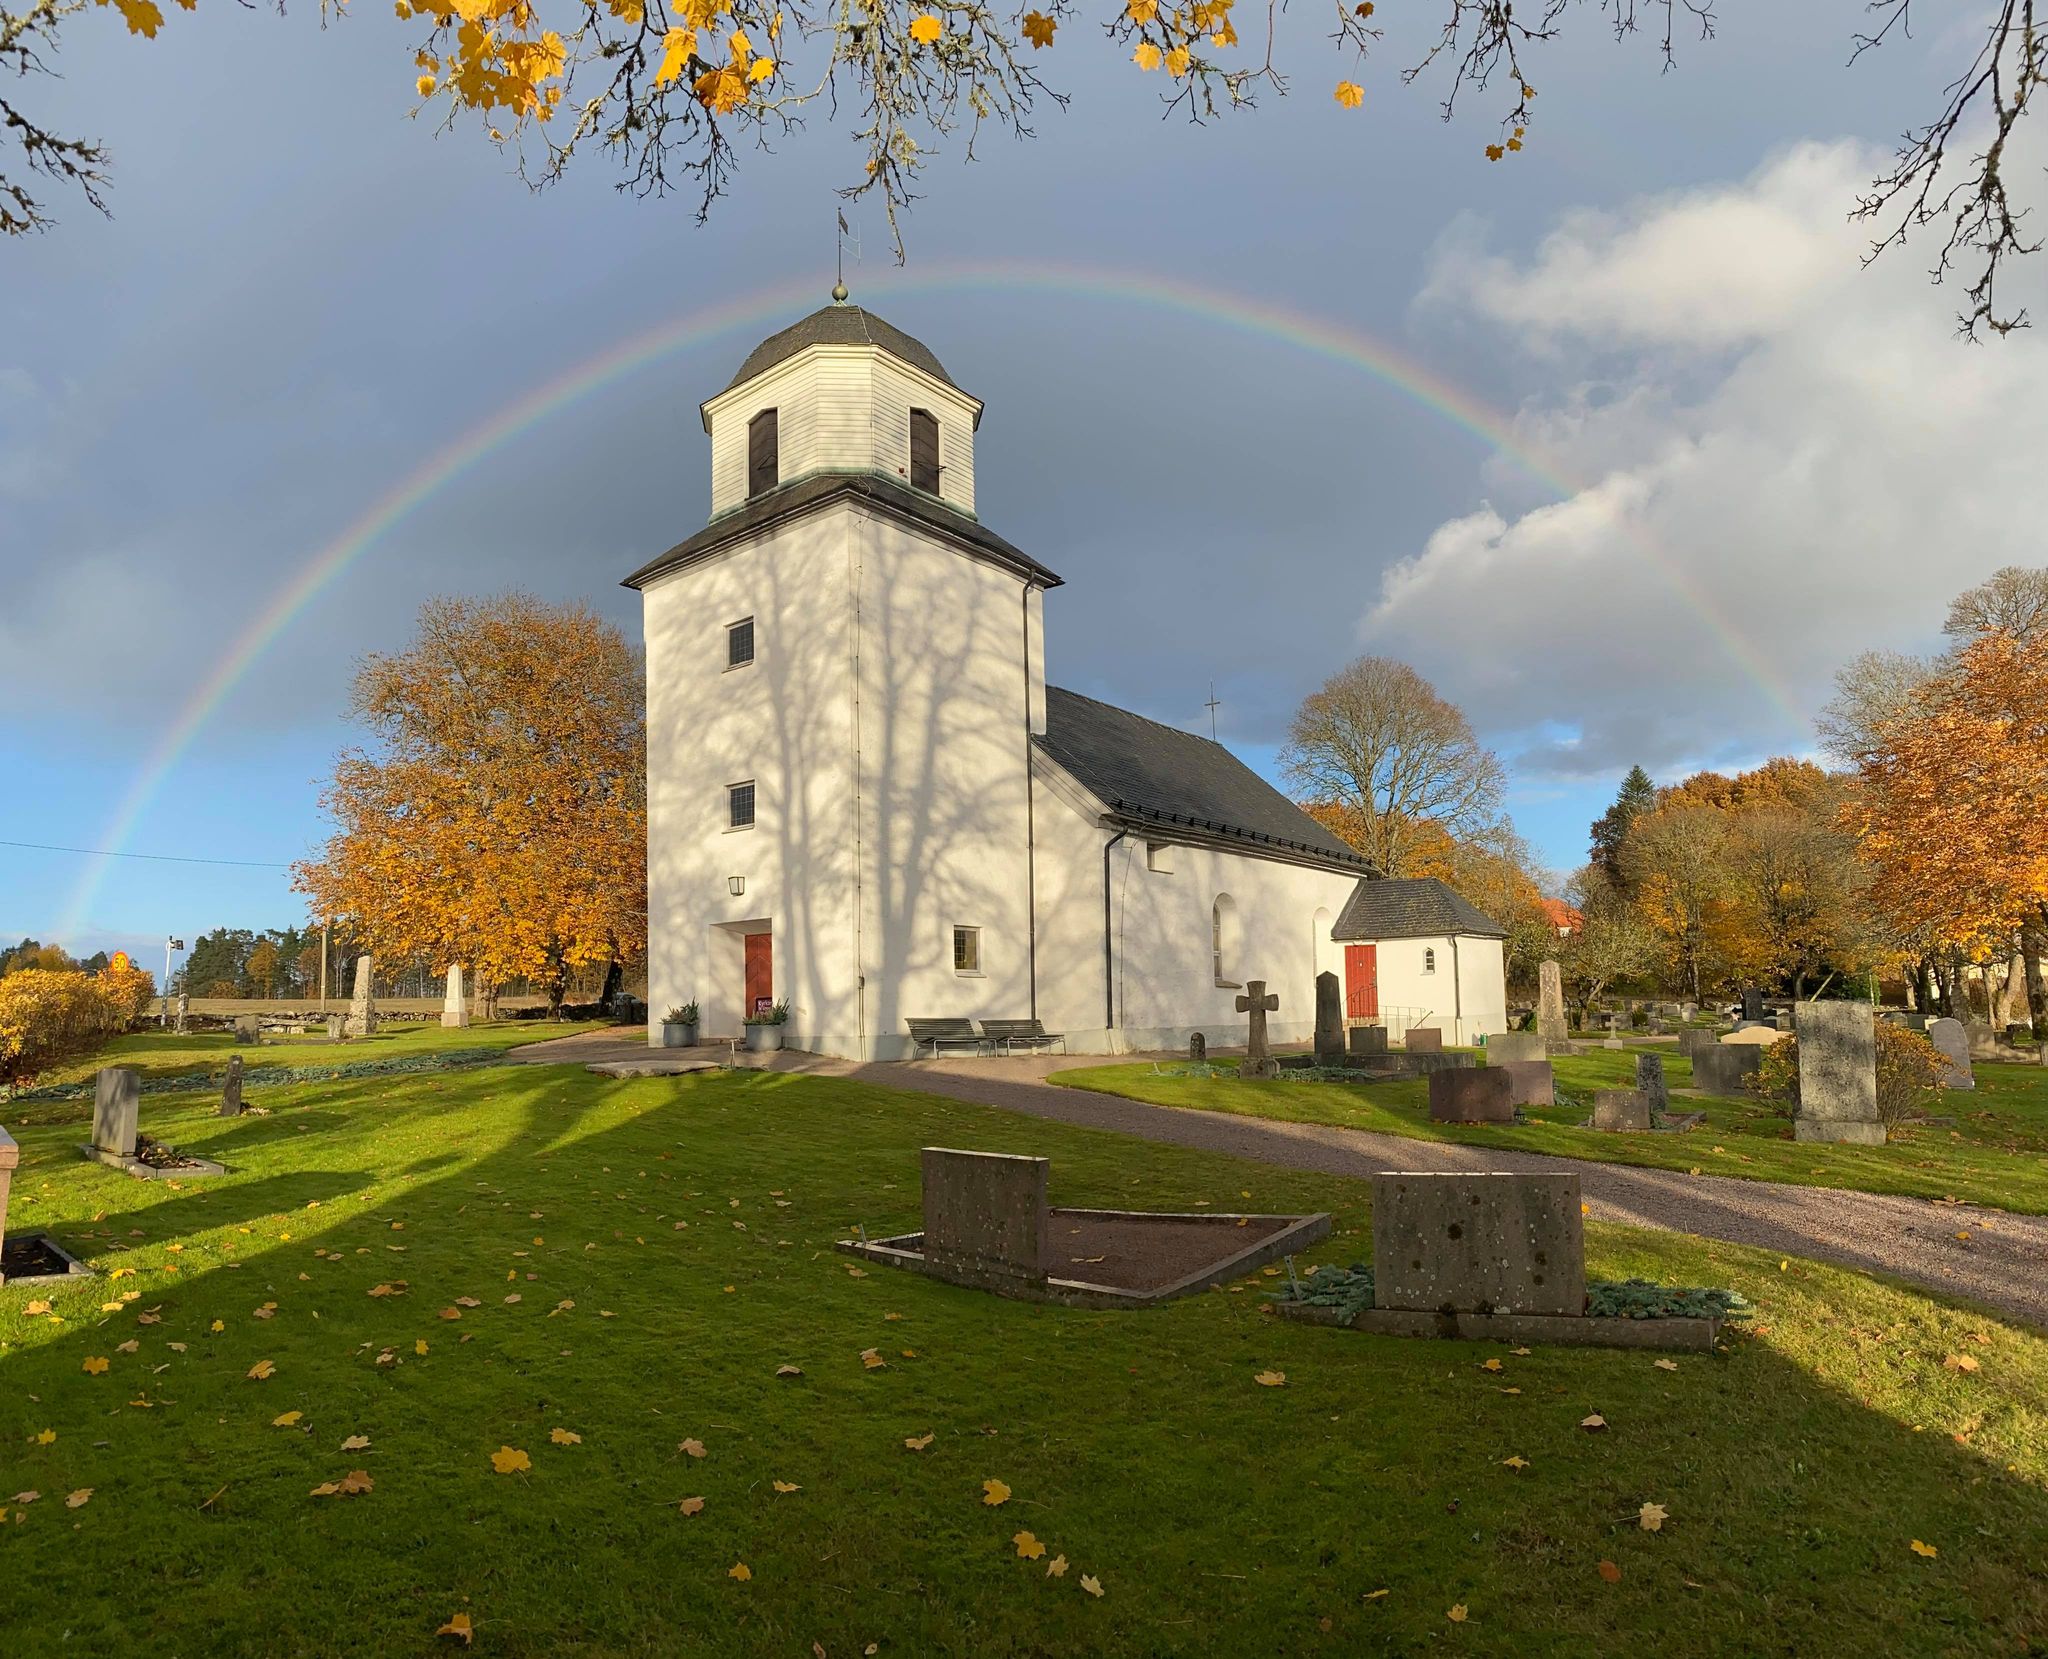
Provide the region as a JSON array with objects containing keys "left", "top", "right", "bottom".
[
  {"left": 979, "top": 1019, "right": 1068, "bottom": 1056},
  {"left": 905, "top": 1017, "right": 991, "bottom": 1058}
]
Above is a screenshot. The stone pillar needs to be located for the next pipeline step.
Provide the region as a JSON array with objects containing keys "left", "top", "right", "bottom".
[
  {"left": 1794, "top": 1002, "right": 1884, "bottom": 1145},
  {"left": 344, "top": 955, "right": 376, "bottom": 1038},
  {"left": 174, "top": 993, "right": 189, "bottom": 1035},
  {"left": 1313, "top": 971, "right": 1344, "bottom": 1066},
  {"left": 219, "top": 1054, "right": 245, "bottom": 1117},
  {"left": 92, "top": 1067, "right": 140, "bottom": 1159},
  {"left": 1536, "top": 959, "right": 1569, "bottom": 1044},
  {"left": 442, "top": 965, "right": 471, "bottom": 1030},
  {"left": 0, "top": 1124, "right": 18, "bottom": 1276}
]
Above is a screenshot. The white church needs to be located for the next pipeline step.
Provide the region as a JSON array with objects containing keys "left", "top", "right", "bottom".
[{"left": 628, "top": 295, "right": 1507, "bottom": 1058}]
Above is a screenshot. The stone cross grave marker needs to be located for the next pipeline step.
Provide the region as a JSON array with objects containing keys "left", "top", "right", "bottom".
[
  {"left": 1236, "top": 980, "right": 1279, "bottom": 1079},
  {"left": 219, "top": 1054, "right": 245, "bottom": 1118},
  {"left": 442, "top": 964, "right": 471, "bottom": 1030},
  {"left": 1924, "top": 1017, "right": 1974, "bottom": 1091},
  {"left": 920, "top": 1147, "right": 1049, "bottom": 1290},
  {"left": 1794, "top": 1001, "right": 1883, "bottom": 1144},
  {"left": 92, "top": 1067, "right": 140, "bottom": 1160},
  {"left": 345, "top": 954, "right": 377, "bottom": 1038},
  {"left": 1635, "top": 1051, "right": 1668, "bottom": 1117},
  {"left": 1536, "top": 959, "right": 1569, "bottom": 1043},
  {"left": 1313, "top": 971, "right": 1344, "bottom": 1067},
  {"left": 1372, "top": 1171, "right": 1585, "bottom": 1317}
]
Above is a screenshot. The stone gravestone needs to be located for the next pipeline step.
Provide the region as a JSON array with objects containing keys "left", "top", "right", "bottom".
[
  {"left": 1902, "top": 1011, "right": 1929, "bottom": 1033},
  {"left": 219, "top": 1054, "right": 245, "bottom": 1118},
  {"left": 1694, "top": 1044, "right": 1763, "bottom": 1097},
  {"left": 1591, "top": 1089, "right": 1651, "bottom": 1132},
  {"left": 1794, "top": 1002, "right": 1883, "bottom": 1145},
  {"left": 919, "top": 1147, "right": 1048, "bottom": 1291},
  {"left": 232, "top": 1014, "right": 260, "bottom": 1045},
  {"left": 1313, "top": 971, "right": 1344, "bottom": 1067},
  {"left": 1488, "top": 1031, "right": 1547, "bottom": 1065},
  {"left": 1677, "top": 1028, "right": 1718, "bottom": 1063},
  {"left": 1372, "top": 1171, "right": 1585, "bottom": 1317},
  {"left": 1924, "top": 1017, "right": 1974, "bottom": 1091},
  {"left": 1235, "top": 981, "right": 1280, "bottom": 1080},
  {"left": 326, "top": 1013, "right": 345, "bottom": 1042},
  {"left": 1536, "top": 959, "right": 1569, "bottom": 1044},
  {"left": 1635, "top": 1052, "right": 1669, "bottom": 1117},
  {"left": 1188, "top": 1031, "right": 1206, "bottom": 1062},
  {"left": 1406, "top": 1026, "right": 1445, "bottom": 1054},
  {"left": 2005, "top": 1022, "right": 2030, "bottom": 1048},
  {"left": 1497, "top": 1059, "right": 1554, "bottom": 1108},
  {"left": 92, "top": 1067, "right": 140, "bottom": 1160},
  {"left": 442, "top": 965, "right": 471, "bottom": 1030},
  {"left": 1427, "top": 1068, "right": 1515, "bottom": 1124},
  {"left": 344, "top": 955, "right": 376, "bottom": 1038},
  {"left": 1347, "top": 1025, "right": 1388, "bottom": 1058},
  {"left": 1741, "top": 988, "right": 1765, "bottom": 1023},
  {"left": 174, "top": 993, "right": 189, "bottom": 1035}
]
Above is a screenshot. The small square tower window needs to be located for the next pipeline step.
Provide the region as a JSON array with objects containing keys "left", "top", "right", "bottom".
[
  {"left": 727, "top": 617, "right": 755, "bottom": 669},
  {"left": 953, "top": 926, "right": 981, "bottom": 974},
  {"left": 728, "top": 781, "right": 756, "bottom": 830},
  {"left": 909, "top": 408, "right": 940, "bottom": 494},
  {"left": 748, "top": 409, "right": 778, "bottom": 497}
]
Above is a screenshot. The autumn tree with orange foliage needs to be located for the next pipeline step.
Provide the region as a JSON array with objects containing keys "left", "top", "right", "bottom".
[
  {"left": 1854, "top": 628, "right": 2048, "bottom": 1035},
  {"left": 295, "top": 594, "right": 647, "bottom": 1019}
]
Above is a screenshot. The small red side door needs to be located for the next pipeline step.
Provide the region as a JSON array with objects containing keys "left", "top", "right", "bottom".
[
  {"left": 1344, "top": 944, "right": 1378, "bottom": 1020},
  {"left": 744, "top": 933, "right": 773, "bottom": 1015}
]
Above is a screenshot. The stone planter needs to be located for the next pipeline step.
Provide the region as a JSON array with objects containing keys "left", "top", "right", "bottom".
[
  {"left": 660, "top": 1021, "right": 698, "bottom": 1049},
  {"left": 744, "top": 1024, "right": 784, "bottom": 1054}
]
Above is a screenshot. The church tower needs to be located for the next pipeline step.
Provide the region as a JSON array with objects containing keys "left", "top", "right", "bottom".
[{"left": 626, "top": 293, "right": 1063, "bottom": 1057}]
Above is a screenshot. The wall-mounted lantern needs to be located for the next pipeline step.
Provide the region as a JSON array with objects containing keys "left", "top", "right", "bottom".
[{"left": 728, "top": 875, "right": 746, "bottom": 897}]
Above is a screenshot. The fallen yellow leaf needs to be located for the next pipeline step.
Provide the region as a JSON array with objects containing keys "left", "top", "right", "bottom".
[
  {"left": 1447, "top": 1604, "right": 1468, "bottom": 1623},
  {"left": 1581, "top": 1414, "right": 1607, "bottom": 1432},
  {"left": 982, "top": 1478, "right": 1012, "bottom": 1507},
  {"left": 1910, "top": 1538, "right": 1938, "bottom": 1558},
  {"left": 82, "top": 1356, "right": 110, "bottom": 1375},
  {"left": 772, "top": 1479, "right": 800, "bottom": 1493},
  {"left": 1501, "top": 1456, "right": 1528, "bottom": 1470},
  {"left": 904, "top": 1433, "right": 935, "bottom": 1451},
  {"left": 1598, "top": 1559, "right": 1622, "bottom": 1583},
  {"left": 861, "top": 1348, "right": 886, "bottom": 1369},
  {"left": 65, "top": 1488, "right": 92, "bottom": 1509},
  {"left": 1639, "top": 1501, "right": 1667, "bottom": 1532},
  {"left": 1080, "top": 1573, "right": 1104, "bottom": 1598},
  {"left": 1013, "top": 1529, "right": 1045, "bottom": 1559},
  {"left": 340, "top": 1435, "right": 371, "bottom": 1451},
  {"left": 436, "top": 1611, "right": 474, "bottom": 1645},
  {"left": 247, "top": 1360, "right": 276, "bottom": 1380},
  {"left": 728, "top": 1561, "right": 752, "bottom": 1582},
  {"left": 551, "top": 1428, "right": 582, "bottom": 1445},
  {"left": 1254, "top": 1370, "right": 1287, "bottom": 1387},
  {"left": 490, "top": 1446, "right": 531, "bottom": 1474},
  {"left": 32, "top": 1429, "right": 55, "bottom": 1446},
  {"left": 273, "top": 1411, "right": 303, "bottom": 1427},
  {"left": 1046, "top": 1554, "right": 1068, "bottom": 1578},
  {"left": 679, "top": 1496, "right": 706, "bottom": 1515},
  {"left": 680, "top": 1438, "right": 707, "bottom": 1458}
]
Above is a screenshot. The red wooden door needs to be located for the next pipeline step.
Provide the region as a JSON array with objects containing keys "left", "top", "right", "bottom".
[
  {"left": 1344, "top": 944, "right": 1378, "bottom": 1020},
  {"left": 744, "top": 933, "right": 773, "bottom": 1015}
]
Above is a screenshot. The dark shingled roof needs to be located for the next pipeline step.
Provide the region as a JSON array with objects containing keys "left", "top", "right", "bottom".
[
  {"left": 620, "top": 470, "right": 1062, "bottom": 592},
  {"left": 1035, "top": 687, "right": 1372, "bottom": 873},
  {"left": 725, "top": 304, "right": 958, "bottom": 393},
  {"left": 1331, "top": 877, "right": 1506, "bottom": 941}
]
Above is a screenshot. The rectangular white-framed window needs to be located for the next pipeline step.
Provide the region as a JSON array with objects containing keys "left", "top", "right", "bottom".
[
  {"left": 727, "top": 616, "right": 755, "bottom": 669},
  {"left": 1146, "top": 841, "right": 1174, "bottom": 874},
  {"left": 952, "top": 925, "right": 982, "bottom": 975},
  {"left": 727, "top": 780, "right": 756, "bottom": 830}
]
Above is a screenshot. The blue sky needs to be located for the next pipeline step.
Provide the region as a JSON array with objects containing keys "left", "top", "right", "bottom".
[{"left": 4, "top": 2, "right": 2042, "bottom": 980}]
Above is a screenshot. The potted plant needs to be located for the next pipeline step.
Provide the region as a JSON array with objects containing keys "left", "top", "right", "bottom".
[
  {"left": 743, "top": 1000, "right": 790, "bottom": 1053},
  {"left": 661, "top": 1003, "right": 699, "bottom": 1048}
]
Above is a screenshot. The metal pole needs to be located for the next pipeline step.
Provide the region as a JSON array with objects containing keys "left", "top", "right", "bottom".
[
  {"left": 320, "top": 921, "right": 329, "bottom": 1009},
  {"left": 161, "top": 936, "right": 171, "bottom": 1027}
]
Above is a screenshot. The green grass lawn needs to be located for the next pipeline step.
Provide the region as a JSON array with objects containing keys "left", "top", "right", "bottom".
[
  {"left": 1052, "top": 1048, "right": 2048, "bottom": 1215},
  {"left": 10, "top": 1018, "right": 608, "bottom": 1099},
  {"left": 2, "top": 1044, "right": 2045, "bottom": 1655}
]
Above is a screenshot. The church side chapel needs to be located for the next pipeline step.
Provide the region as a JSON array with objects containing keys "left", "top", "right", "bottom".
[{"left": 629, "top": 293, "right": 1507, "bottom": 1058}]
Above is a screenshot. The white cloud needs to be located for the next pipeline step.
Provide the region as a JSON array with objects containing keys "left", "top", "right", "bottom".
[{"left": 1378, "top": 138, "right": 2048, "bottom": 779}]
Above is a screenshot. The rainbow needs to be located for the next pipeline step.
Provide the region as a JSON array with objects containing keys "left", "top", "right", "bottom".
[{"left": 59, "top": 259, "right": 1797, "bottom": 938}]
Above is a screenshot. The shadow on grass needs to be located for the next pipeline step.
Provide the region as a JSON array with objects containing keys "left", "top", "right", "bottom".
[{"left": 2, "top": 1066, "right": 2044, "bottom": 1655}]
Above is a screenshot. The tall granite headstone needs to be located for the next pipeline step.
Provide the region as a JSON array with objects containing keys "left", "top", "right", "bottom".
[
  {"left": 344, "top": 955, "right": 376, "bottom": 1038},
  {"left": 1794, "top": 1002, "right": 1883, "bottom": 1145},
  {"left": 1313, "top": 971, "right": 1344, "bottom": 1066},
  {"left": 92, "top": 1067, "right": 140, "bottom": 1160},
  {"left": 219, "top": 1054, "right": 245, "bottom": 1117},
  {"left": 1235, "top": 981, "right": 1280, "bottom": 1080},
  {"left": 1741, "top": 988, "right": 1766, "bottom": 1023},
  {"left": 441, "top": 964, "right": 471, "bottom": 1030},
  {"left": 1635, "top": 1051, "right": 1669, "bottom": 1117},
  {"left": 1536, "top": 959, "right": 1569, "bottom": 1044},
  {"left": 1924, "top": 1017, "right": 1974, "bottom": 1091}
]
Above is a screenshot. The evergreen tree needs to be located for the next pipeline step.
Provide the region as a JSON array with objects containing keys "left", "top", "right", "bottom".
[{"left": 1589, "top": 765, "right": 1657, "bottom": 888}]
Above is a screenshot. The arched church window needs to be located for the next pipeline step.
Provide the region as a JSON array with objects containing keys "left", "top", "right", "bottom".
[
  {"left": 748, "top": 409, "right": 779, "bottom": 497},
  {"left": 909, "top": 408, "right": 940, "bottom": 493},
  {"left": 1423, "top": 947, "right": 1437, "bottom": 974},
  {"left": 1212, "top": 893, "right": 1240, "bottom": 988}
]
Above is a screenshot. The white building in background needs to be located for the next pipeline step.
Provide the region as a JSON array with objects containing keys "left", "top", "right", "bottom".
[{"left": 627, "top": 295, "right": 1506, "bottom": 1058}]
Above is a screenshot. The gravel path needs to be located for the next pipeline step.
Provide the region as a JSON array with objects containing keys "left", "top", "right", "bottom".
[{"left": 512, "top": 1034, "right": 2048, "bottom": 1328}]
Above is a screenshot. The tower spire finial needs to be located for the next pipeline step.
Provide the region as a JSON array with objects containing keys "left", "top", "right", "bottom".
[{"left": 833, "top": 209, "right": 851, "bottom": 303}]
